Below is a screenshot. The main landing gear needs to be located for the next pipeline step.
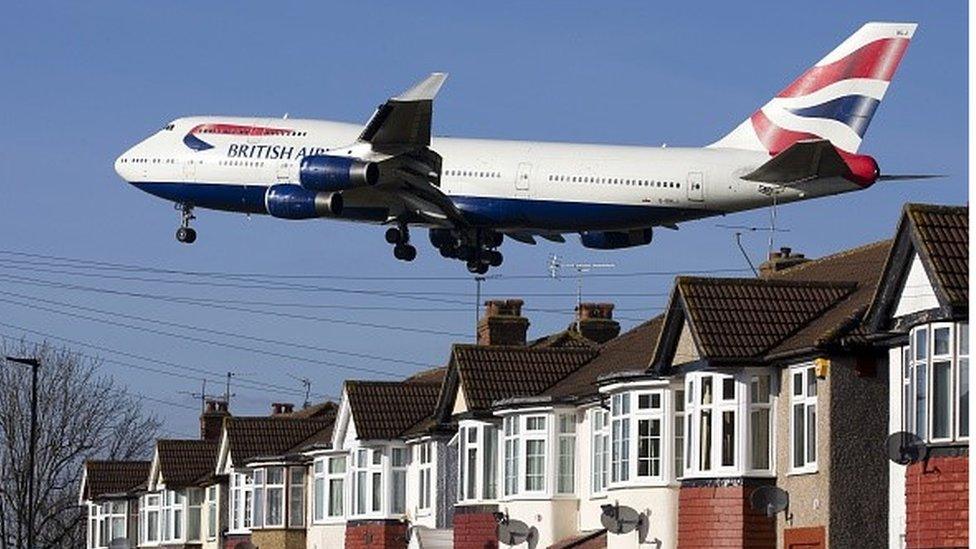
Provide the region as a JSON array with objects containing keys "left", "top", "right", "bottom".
[
  {"left": 175, "top": 203, "right": 197, "bottom": 244},
  {"left": 430, "top": 228, "right": 503, "bottom": 274},
  {"left": 386, "top": 224, "right": 417, "bottom": 262}
]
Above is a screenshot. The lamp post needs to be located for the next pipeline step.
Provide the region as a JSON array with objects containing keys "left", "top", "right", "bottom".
[{"left": 5, "top": 356, "right": 40, "bottom": 549}]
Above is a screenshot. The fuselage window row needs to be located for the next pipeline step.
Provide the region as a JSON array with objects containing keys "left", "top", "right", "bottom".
[{"left": 546, "top": 174, "right": 680, "bottom": 189}]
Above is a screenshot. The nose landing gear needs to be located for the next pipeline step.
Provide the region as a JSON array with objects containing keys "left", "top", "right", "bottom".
[
  {"left": 175, "top": 203, "right": 197, "bottom": 244},
  {"left": 386, "top": 224, "right": 417, "bottom": 262}
]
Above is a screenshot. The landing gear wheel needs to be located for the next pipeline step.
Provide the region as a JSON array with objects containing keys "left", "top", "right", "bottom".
[
  {"left": 394, "top": 244, "right": 417, "bottom": 261},
  {"left": 176, "top": 227, "right": 197, "bottom": 244},
  {"left": 487, "top": 250, "right": 503, "bottom": 267},
  {"left": 385, "top": 227, "right": 403, "bottom": 244},
  {"left": 439, "top": 245, "right": 457, "bottom": 259},
  {"left": 467, "top": 260, "right": 489, "bottom": 275}
]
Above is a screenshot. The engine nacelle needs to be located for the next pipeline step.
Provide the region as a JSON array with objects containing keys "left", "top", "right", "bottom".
[
  {"left": 580, "top": 228, "right": 653, "bottom": 250},
  {"left": 265, "top": 185, "right": 343, "bottom": 220},
  {"left": 300, "top": 155, "right": 379, "bottom": 192}
]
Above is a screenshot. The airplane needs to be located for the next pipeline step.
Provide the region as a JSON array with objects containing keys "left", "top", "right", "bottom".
[{"left": 116, "top": 22, "right": 929, "bottom": 274}]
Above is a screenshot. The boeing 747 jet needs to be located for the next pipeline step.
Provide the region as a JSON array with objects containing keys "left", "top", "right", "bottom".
[{"left": 116, "top": 22, "right": 927, "bottom": 273}]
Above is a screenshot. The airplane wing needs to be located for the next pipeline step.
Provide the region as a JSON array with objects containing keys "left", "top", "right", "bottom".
[
  {"left": 741, "top": 139, "right": 851, "bottom": 185},
  {"left": 360, "top": 73, "right": 448, "bottom": 154}
]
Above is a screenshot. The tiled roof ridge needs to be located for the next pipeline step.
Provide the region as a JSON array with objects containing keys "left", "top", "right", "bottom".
[
  {"left": 676, "top": 275, "right": 858, "bottom": 290},
  {"left": 904, "top": 202, "right": 968, "bottom": 214},
  {"left": 763, "top": 238, "right": 894, "bottom": 279},
  {"left": 751, "top": 283, "right": 862, "bottom": 359},
  {"left": 453, "top": 342, "right": 599, "bottom": 354}
]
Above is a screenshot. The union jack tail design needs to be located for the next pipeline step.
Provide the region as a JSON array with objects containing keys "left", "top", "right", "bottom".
[{"left": 709, "top": 22, "right": 917, "bottom": 155}]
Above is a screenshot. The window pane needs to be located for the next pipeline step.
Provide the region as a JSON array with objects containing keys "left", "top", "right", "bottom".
[
  {"left": 466, "top": 447, "right": 477, "bottom": 499},
  {"left": 793, "top": 371, "right": 803, "bottom": 396},
  {"left": 933, "top": 360, "right": 952, "bottom": 438},
  {"left": 934, "top": 326, "right": 951, "bottom": 355},
  {"left": 371, "top": 472, "right": 382, "bottom": 512},
  {"left": 960, "top": 357, "right": 969, "bottom": 437},
  {"left": 699, "top": 410, "right": 711, "bottom": 471},
  {"left": 722, "top": 378, "right": 735, "bottom": 400},
  {"left": 751, "top": 409, "right": 770, "bottom": 470},
  {"left": 314, "top": 478, "right": 325, "bottom": 521},
  {"left": 806, "top": 367, "right": 817, "bottom": 397},
  {"left": 721, "top": 411, "right": 735, "bottom": 467},
  {"left": 750, "top": 376, "right": 770, "bottom": 404},
  {"left": 483, "top": 427, "right": 498, "bottom": 499},
  {"left": 392, "top": 470, "right": 406, "bottom": 514},
  {"left": 959, "top": 322, "right": 969, "bottom": 355},
  {"left": 526, "top": 440, "right": 546, "bottom": 491},
  {"left": 638, "top": 394, "right": 651, "bottom": 410},
  {"left": 557, "top": 436, "right": 575, "bottom": 493},
  {"left": 806, "top": 405, "right": 816, "bottom": 464},
  {"left": 792, "top": 404, "right": 804, "bottom": 468},
  {"left": 355, "top": 472, "right": 366, "bottom": 514},
  {"left": 701, "top": 378, "right": 713, "bottom": 404},
  {"left": 916, "top": 363, "right": 928, "bottom": 439},
  {"left": 915, "top": 328, "right": 928, "bottom": 360},
  {"left": 330, "top": 456, "right": 346, "bottom": 474},
  {"left": 329, "top": 479, "right": 344, "bottom": 516}
]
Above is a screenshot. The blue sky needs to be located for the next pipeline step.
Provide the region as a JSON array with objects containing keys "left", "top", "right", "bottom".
[{"left": 0, "top": 1, "right": 966, "bottom": 437}]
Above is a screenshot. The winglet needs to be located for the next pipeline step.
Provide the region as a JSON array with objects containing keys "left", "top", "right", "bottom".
[{"left": 395, "top": 72, "right": 448, "bottom": 102}]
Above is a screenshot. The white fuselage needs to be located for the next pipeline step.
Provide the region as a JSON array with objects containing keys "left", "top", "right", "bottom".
[{"left": 115, "top": 116, "right": 861, "bottom": 232}]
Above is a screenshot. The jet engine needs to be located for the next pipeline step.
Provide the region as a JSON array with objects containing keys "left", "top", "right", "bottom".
[
  {"left": 580, "top": 228, "right": 653, "bottom": 250},
  {"left": 264, "top": 185, "right": 343, "bottom": 220},
  {"left": 300, "top": 155, "right": 379, "bottom": 192}
]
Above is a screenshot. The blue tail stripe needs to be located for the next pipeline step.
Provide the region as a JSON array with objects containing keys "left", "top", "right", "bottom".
[{"left": 788, "top": 95, "right": 880, "bottom": 137}]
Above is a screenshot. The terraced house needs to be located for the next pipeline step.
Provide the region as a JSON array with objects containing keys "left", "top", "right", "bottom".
[{"left": 81, "top": 202, "right": 968, "bottom": 549}]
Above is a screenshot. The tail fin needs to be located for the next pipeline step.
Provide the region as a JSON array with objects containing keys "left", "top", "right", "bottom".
[{"left": 709, "top": 22, "right": 917, "bottom": 154}]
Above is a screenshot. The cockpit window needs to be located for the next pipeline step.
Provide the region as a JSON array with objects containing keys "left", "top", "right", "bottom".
[{"left": 162, "top": 123, "right": 175, "bottom": 131}]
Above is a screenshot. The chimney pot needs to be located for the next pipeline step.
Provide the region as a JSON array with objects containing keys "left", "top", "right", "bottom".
[
  {"left": 272, "top": 402, "right": 295, "bottom": 415},
  {"left": 573, "top": 302, "right": 621, "bottom": 344},
  {"left": 200, "top": 399, "right": 230, "bottom": 442},
  {"left": 759, "top": 246, "right": 811, "bottom": 278}
]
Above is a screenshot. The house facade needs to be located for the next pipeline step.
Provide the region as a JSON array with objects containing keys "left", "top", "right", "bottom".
[{"left": 81, "top": 460, "right": 151, "bottom": 549}]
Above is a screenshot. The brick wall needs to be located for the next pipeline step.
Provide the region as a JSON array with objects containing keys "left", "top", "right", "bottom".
[
  {"left": 677, "top": 481, "right": 776, "bottom": 549},
  {"left": 453, "top": 505, "right": 499, "bottom": 549},
  {"left": 223, "top": 534, "right": 252, "bottom": 549},
  {"left": 905, "top": 454, "right": 969, "bottom": 549},
  {"left": 345, "top": 519, "right": 408, "bottom": 549}
]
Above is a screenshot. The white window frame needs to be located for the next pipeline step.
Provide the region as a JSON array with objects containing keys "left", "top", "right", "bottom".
[
  {"left": 391, "top": 447, "right": 408, "bottom": 515},
  {"left": 503, "top": 416, "right": 520, "bottom": 497},
  {"left": 590, "top": 408, "right": 609, "bottom": 497},
  {"left": 789, "top": 364, "right": 818, "bottom": 474},
  {"left": 88, "top": 501, "right": 127, "bottom": 549},
  {"left": 140, "top": 493, "right": 161, "bottom": 545},
  {"left": 205, "top": 485, "right": 218, "bottom": 541},
  {"left": 748, "top": 374, "right": 773, "bottom": 472},
  {"left": 457, "top": 421, "right": 499, "bottom": 503},
  {"left": 633, "top": 390, "right": 666, "bottom": 482},
  {"left": 610, "top": 393, "right": 630, "bottom": 485},
  {"left": 673, "top": 387, "right": 685, "bottom": 480},
  {"left": 683, "top": 370, "right": 775, "bottom": 479},
  {"left": 904, "top": 322, "right": 969, "bottom": 444},
  {"left": 957, "top": 321, "right": 969, "bottom": 440},
  {"left": 556, "top": 413, "right": 576, "bottom": 495},
  {"left": 416, "top": 442, "right": 434, "bottom": 514},
  {"left": 187, "top": 488, "right": 202, "bottom": 542},
  {"left": 159, "top": 489, "right": 187, "bottom": 544},
  {"left": 228, "top": 470, "right": 253, "bottom": 533},
  {"left": 350, "top": 447, "right": 386, "bottom": 518},
  {"left": 522, "top": 415, "right": 547, "bottom": 494},
  {"left": 288, "top": 467, "right": 305, "bottom": 528},
  {"left": 312, "top": 454, "right": 347, "bottom": 523}
]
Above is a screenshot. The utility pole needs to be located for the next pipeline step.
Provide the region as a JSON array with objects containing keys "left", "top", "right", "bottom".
[
  {"left": 548, "top": 255, "right": 615, "bottom": 330},
  {"left": 5, "top": 356, "right": 40, "bottom": 549}
]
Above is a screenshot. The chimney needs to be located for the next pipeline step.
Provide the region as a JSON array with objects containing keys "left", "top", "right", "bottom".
[
  {"left": 200, "top": 399, "right": 230, "bottom": 442},
  {"left": 573, "top": 303, "right": 621, "bottom": 344},
  {"left": 271, "top": 402, "right": 295, "bottom": 415},
  {"left": 759, "top": 247, "right": 810, "bottom": 278},
  {"left": 477, "top": 299, "right": 530, "bottom": 346}
]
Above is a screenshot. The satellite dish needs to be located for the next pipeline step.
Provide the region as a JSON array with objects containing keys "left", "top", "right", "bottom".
[
  {"left": 749, "top": 486, "right": 789, "bottom": 518},
  {"left": 497, "top": 518, "right": 532, "bottom": 545},
  {"left": 886, "top": 431, "right": 926, "bottom": 465},
  {"left": 600, "top": 502, "right": 645, "bottom": 535},
  {"left": 108, "top": 539, "right": 130, "bottom": 549}
]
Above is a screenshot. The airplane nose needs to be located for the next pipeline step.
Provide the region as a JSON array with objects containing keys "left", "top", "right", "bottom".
[{"left": 114, "top": 154, "right": 125, "bottom": 180}]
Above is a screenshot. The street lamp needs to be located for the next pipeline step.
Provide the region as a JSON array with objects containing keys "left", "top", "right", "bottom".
[{"left": 5, "top": 356, "right": 40, "bottom": 549}]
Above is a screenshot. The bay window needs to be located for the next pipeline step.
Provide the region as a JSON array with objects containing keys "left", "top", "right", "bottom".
[
  {"left": 790, "top": 364, "right": 818, "bottom": 473},
  {"left": 416, "top": 442, "right": 434, "bottom": 512},
  {"left": 684, "top": 371, "right": 774, "bottom": 478},
  {"left": 590, "top": 409, "right": 609, "bottom": 495},
  {"left": 903, "top": 322, "right": 969, "bottom": 443},
  {"left": 88, "top": 501, "right": 126, "bottom": 548},
  {"left": 350, "top": 448, "right": 387, "bottom": 517},
  {"left": 458, "top": 421, "right": 499, "bottom": 502},
  {"left": 313, "top": 455, "right": 346, "bottom": 522}
]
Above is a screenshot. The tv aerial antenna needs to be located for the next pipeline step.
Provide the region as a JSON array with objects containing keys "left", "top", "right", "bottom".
[
  {"left": 177, "top": 379, "right": 225, "bottom": 413},
  {"left": 288, "top": 375, "right": 313, "bottom": 408},
  {"left": 548, "top": 255, "right": 615, "bottom": 329}
]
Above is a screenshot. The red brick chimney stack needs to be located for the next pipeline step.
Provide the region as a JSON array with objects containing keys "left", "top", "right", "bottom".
[
  {"left": 759, "top": 246, "right": 810, "bottom": 277},
  {"left": 200, "top": 399, "right": 230, "bottom": 442},
  {"left": 271, "top": 402, "right": 295, "bottom": 415},
  {"left": 477, "top": 299, "right": 530, "bottom": 346},
  {"left": 573, "top": 303, "right": 621, "bottom": 344}
]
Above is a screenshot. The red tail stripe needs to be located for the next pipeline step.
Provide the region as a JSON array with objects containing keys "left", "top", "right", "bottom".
[
  {"left": 778, "top": 37, "right": 910, "bottom": 98},
  {"left": 750, "top": 110, "right": 818, "bottom": 155}
]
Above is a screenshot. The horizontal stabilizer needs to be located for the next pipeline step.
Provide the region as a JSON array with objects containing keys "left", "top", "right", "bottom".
[{"left": 742, "top": 139, "right": 850, "bottom": 184}]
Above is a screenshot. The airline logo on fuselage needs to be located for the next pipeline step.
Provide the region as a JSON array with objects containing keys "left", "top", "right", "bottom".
[{"left": 227, "top": 143, "right": 327, "bottom": 160}]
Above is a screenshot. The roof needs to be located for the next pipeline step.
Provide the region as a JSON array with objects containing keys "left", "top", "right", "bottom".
[
  {"left": 226, "top": 405, "right": 337, "bottom": 464},
  {"left": 346, "top": 381, "right": 442, "bottom": 440},
  {"left": 451, "top": 344, "right": 599, "bottom": 411},
  {"left": 905, "top": 204, "right": 968, "bottom": 306},
  {"left": 866, "top": 204, "right": 969, "bottom": 330},
  {"left": 156, "top": 440, "right": 219, "bottom": 488},
  {"left": 82, "top": 460, "right": 150, "bottom": 500},
  {"left": 542, "top": 316, "right": 664, "bottom": 401},
  {"left": 529, "top": 330, "right": 599, "bottom": 349},
  {"left": 672, "top": 276, "right": 856, "bottom": 362},
  {"left": 764, "top": 239, "right": 892, "bottom": 356}
]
